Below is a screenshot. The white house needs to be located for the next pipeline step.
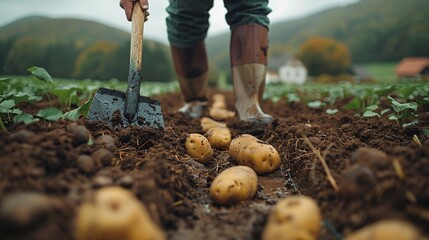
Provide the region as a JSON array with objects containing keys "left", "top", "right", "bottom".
[{"left": 267, "top": 55, "right": 308, "bottom": 84}]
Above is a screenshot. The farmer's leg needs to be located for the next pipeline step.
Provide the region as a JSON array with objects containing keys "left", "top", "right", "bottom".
[
  {"left": 166, "top": 0, "right": 213, "bottom": 118},
  {"left": 224, "top": 0, "right": 273, "bottom": 123}
]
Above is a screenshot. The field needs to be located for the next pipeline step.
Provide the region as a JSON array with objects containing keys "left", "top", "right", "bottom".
[
  {"left": 1, "top": 68, "right": 429, "bottom": 240},
  {"left": 359, "top": 62, "right": 398, "bottom": 83}
]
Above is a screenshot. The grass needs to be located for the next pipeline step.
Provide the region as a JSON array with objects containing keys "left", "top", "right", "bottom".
[{"left": 358, "top": 62, "right": 398, "bottom": 82}]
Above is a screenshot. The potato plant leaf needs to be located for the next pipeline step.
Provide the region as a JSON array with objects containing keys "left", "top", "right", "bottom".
[
  {"left": 0, "top": 78, "right": 11, "bottom": 92},
  {"left": 12, "top": 92, "right": 30, "bottom": 104},
  {"left": 28, "top": 66, "right": 54, "bottom": 84},
  {"left": 388, "top": 96, "right": 417, "bottom": 113},
  {"left": 37, "top": 107, "right": 63, "bottom": 121},
  {"left": 308, "top": 100, "right": 325, "bottom": 109},
  {"left": 0, "top": 100, "right": 15, "bottom": 111},
  {"left": 366, "top": 104, "right": 379, "bottom": 111},
  {"left": 62, "top": 98, "right": 93, "bottom": 120},
  {"left": 326, "top": 108, "right": 338, "bottom": 115},
  {"left": 343, "top": 97, "right": 361, "bottom": 111},
  {"left": 13, "top": 113, "right": 38, "bottom": 124},
  {"left": 363, "top": 110, "right": 380, "bottom": 118}
]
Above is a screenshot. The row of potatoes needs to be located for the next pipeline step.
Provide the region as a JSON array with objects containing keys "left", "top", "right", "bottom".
[
  {"left": 74, "top": 94, "right": 424, "bottom": 240},
  {"left": 74, "top": 186, "right": 424, "bottom": 240}
]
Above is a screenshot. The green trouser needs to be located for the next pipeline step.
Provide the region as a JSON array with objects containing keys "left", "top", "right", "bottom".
[{"left": 166, "top": 0, "right": 271, "bottom": 47}]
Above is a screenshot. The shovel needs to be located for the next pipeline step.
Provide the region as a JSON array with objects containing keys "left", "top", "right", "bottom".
[{"left": 88, "top": 3, "right": 164, "bottom": 129}]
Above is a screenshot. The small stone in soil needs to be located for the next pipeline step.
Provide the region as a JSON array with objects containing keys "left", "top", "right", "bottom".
[
  {"left": 92, "top": 176, "right": 113, "bottom": 188},
  {"left": 95, "top": 135, "right": 115, "bottom": 152},
  {"left": 77, "top": 155, "right": 96, "bottom": 173},
  {"left": 118, "top": 175, "right": 134, "bottom": 188},
  {"left": 67, "top": 124, "right": 90, "bottom": 146},
  {"left": 92, "top": 149, "right": 113, "bottom": 167}
]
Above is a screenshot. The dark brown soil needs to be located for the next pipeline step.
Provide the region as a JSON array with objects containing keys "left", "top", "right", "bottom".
[{"left": 1, "top": 89, "right": 428, "bottom": 240}]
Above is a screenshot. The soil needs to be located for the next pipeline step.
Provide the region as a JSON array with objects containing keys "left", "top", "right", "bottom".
[{"left": 1, "top": 89, "right": 428, "bottom": 240}]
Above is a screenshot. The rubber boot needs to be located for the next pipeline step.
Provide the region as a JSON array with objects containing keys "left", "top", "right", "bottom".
[
  {"left": 171, "top": 41, "right": 209, "bottom": 118},
  {"left": 230, "top": 24, "right": 272, "bottom": 124}
]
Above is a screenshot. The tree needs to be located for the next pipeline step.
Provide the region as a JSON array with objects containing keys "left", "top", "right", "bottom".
[
  {"left": 297, "top": 37, "right": 352, "bottom": 77},
  {"left": 4, "top": 37, "right": 47, "bottom": 75},
  {"left": 74, "top": 41, "right": 120, "bottom": 80}
]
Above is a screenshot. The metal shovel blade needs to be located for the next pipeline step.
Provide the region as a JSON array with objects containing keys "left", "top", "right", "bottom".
[{"left": 88, "top": 87, "right": 164, "bottom": 129}]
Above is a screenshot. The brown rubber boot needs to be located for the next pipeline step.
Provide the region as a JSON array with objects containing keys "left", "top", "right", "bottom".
[
  {"left": 230, "top": 24, "right": 272, "bottom": 124},
  {"left": 171, "top": 41, "right": 209, "bottom": 118}
]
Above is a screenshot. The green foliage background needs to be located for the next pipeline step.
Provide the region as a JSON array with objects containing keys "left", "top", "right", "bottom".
[{"left": 0, "top": 16, "right": 175, "bottom": 82}]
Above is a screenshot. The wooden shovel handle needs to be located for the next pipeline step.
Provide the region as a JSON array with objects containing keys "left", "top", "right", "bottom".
[
  {"left": 124, "top": 2, "right": 145, "bottom": 120},
  {"left": 130, "top": 2, "right": 145, "bottom": 73}
]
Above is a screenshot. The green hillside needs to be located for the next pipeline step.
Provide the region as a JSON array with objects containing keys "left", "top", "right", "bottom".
[
  {"left": 0, "top": 16, "right": 174, "bottom": 81},
  {"left": 207, "top": 0, "right": 429, "bottom": 73},
  {"left": 0, "top": 16, "right": 129, "bottom": 45}
]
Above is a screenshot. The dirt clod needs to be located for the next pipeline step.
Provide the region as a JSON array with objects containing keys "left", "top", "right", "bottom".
[
  {"left": 95, "top": 135, "right": 115, "bottom": 152},
  {"left": 76, "top": 155, "right": 96, "bottom": 173},
  {"left": 92, "top": 149, "right": 113, "bottom": 167},
  {"left": 67, "top": 124, "right": 90, "bottom": 146}
]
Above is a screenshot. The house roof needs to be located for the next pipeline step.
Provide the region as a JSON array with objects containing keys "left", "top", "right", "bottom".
[{"left": 395, "top": 57, "right": 429, "bottom": 77}]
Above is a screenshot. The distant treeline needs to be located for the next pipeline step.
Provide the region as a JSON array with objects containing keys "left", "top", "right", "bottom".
[
  {"left": 268, "top": 0, "right": 429, "bottom": 63},
  {"left": 207, "top": 0, "right": 429, "bottom": 74},
  {"left": 0, "top": 38, "right": 174, "bottom": 82},
  {"left": 0, "top": 17, "right": 175, "bottom": 81}
]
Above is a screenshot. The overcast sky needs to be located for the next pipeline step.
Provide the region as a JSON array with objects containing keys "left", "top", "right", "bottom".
[{"left": 0, "top": 0, "right": 359, "bottom": 43}]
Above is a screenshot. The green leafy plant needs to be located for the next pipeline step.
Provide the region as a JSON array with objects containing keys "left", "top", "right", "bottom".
[{"left": 387, "top": 96, "right": 418, "bottom": 127}]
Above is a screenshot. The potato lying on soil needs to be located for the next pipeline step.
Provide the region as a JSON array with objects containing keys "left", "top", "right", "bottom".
[
  {"left": 209, "top": 93, "right": 235, "bottom": 120},
  {"left": 209, "top": 107, "right": 235, "bottom": 121},
  {"left": 209, "top": 166, "right": 258, "bottom": 205},
  {"left": 185, "top": 133, "right": 213, "bottom": 164},
  {"left": 262, "top": 196, "right": 322, "bottom": 240},
  {"left": 229, "top": 134, "right": 281, "bottom": 174},
  {"left": 201, "top": 117, "right": 227, "bottom": 133},
  {"left": 345, "top": 219, "right": 422, "bottom": 240},
  {"left": 206, "top": 127, "right": 232, "bottom": 150},
  {"left": 211, "top": 93, "right": 227, "bottom": 109},
  {"left": 75, "top": 186, "right": 165, "bottom": 240}
]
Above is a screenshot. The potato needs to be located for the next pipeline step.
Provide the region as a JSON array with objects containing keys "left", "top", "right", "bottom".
[
  {"left": 206, "top": 127, "right": 232, "bottom": 150},
  {"left": 201, "top": 117, "right": 227, "bottom": 133},
  {"left": 262, "top": 196, "right": 322, "bottom": 240},
  {"left": 75, "top": 186, "right": 165, "bottom": 240},
  {"left": 211, "top": 93, "right": 228, "bottom": 109},
  {"left": 185, "top": 133, "right": 213, "bottom": 163},
  {"left": 209, "top": 107, "right": 235, "bottom": 121},
  {"left": 212, "top": 93, "right": 226, "bottom": 103},
  {"left": 212, "top": 101, "right": 227, "bottom": 110},
  {"left": 209, "top": 166, "right": 258, "bottom": 205},
  {"left": 229, "top": 134, "right": 281, "bottom": 174},
  {"left": 345, "top": 219, "right": 422, "bottom": 240}
]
